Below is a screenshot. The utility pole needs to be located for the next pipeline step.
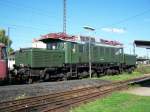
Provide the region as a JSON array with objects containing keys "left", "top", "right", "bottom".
[
  {"left": 133, "top": 42, "right": 136, "bottom": 55},
  {"left": 63, "top": 0, "right": 66, "bottom": 33},
  {"left": 7, "top": 27, "right": 10, "bottom": 54},
  {"left": 83, "top": 26, "right": 95, "bottom": 78}
]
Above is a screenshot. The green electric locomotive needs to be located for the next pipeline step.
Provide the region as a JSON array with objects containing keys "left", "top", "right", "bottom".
[{"left": 11, "top": 33, "right": 136, "bottom": 83}]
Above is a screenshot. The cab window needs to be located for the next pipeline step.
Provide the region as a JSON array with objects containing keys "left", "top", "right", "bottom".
[
  {"left": 1, "top": 47, "right": 7, "bottom": 60},
  {"left": 47, "top": 42, "right": 64, "bottom": 50},
  {"left": 0, "top": 48, "right": 1, "bottom": 59}
]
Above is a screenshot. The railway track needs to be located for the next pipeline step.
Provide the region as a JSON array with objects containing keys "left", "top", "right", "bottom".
[{"left": 0, "top": 75, "right": 150, "bottom": 112}]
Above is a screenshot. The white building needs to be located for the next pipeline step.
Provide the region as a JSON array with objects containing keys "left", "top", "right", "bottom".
[
  {"left": 8, "top": 55, "right": 15, "bottom": 70},
  {"left": 32, "top": 39, "right": 46, "bottom": 48}
]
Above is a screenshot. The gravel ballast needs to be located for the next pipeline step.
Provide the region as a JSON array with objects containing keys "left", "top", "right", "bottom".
[{"left": 0, "top": 79, "right": 111, "bottom": 102}]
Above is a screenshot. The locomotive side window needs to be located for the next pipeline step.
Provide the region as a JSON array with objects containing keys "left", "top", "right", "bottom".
[
  {"left": 101, "top": 47, "right": 104, "bottom": 56},
  {"left": 115, "top": 48, "right": 122, "bottom": 55},
  {"left": 120, "top": 48, "right": 123, "bottom": 54},
  {"left": 85, "top": 44, "right": 89, "bottom": 52},
  {"left": 79, "top": 45, "right": 84, "bottom": 53},
  {"left": 71, "top": 43, "right": 76, "bottom": 53},
  {"left": 108, "top": 48, "right": 111, "bottom": 57},
  {"left": 119, "top": 48, "right": 123, "bottom": 54}
]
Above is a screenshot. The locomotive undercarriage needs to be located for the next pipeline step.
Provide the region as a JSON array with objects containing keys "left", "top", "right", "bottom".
[{"left": 10, "top": 63, "right": 136, "bottom": 84}]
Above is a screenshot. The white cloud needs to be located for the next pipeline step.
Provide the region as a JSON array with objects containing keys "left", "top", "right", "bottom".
[{"left": 101, "top": 27, "right": 126, "bottom": 34}]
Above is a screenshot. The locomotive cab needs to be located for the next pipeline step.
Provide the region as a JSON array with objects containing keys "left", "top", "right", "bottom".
[
  {"left": 46, "top": 41, "right": 65, "bottom": 50},
  {"left": 0, "top": 43, "right": 8, "bottom": 82}
]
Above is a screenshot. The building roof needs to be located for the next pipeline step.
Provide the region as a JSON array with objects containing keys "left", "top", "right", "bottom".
[
  {"left": 134, "top": 40, "right": 150, "bottom": 48},
  {"left": 136, "top": 57, "right": 149, "bottom": 61}
]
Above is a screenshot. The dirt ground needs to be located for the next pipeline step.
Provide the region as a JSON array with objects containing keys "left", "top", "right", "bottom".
[
  {"left": 124, "top": 80, "right": 150, "bottom": 96},
  {"left": 125, "top": 87, "right": 150, "bottom": 96}
]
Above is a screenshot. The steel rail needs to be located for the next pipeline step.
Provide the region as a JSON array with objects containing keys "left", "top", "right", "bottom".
[
  {"left": 0, "top": 86, "right": 97, "bottom": 111},
  {"left": 2, "top": 88, "right": 99, "bottom": 112},
  {"left": 42, "top": 83, "right": 127, "bottom": 112},
  {"left": 0, "top": 75, "right": 149, "bottom": 112}
]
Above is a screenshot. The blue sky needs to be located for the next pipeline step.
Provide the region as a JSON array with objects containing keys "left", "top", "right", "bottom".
[{"left": 0, "top": 0, "right": 150, "bottom": 57}]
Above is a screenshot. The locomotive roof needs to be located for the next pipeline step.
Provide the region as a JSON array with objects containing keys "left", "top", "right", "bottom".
[
  {"left": 94, "top": 42, "right": 123, "bottom": 48},
  {"left": 39, "top": 32, "right": 76, "bottom": 43},
  {"left": 38, "top": 33, "right": 123, "bottom": 48}
]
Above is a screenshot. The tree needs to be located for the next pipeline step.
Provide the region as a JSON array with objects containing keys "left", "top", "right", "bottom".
[{"left": 0, "top": 29, "right": 13, "bottom": 54}]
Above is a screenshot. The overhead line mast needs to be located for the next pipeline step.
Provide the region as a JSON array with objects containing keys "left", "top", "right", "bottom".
[{"left": 63, "top": 0, "right": 66, "bottom": 33}]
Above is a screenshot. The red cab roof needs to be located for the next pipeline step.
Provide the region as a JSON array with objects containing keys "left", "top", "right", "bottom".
[{"left": 39, "top": 32, "right": 76, "bottom": 43}]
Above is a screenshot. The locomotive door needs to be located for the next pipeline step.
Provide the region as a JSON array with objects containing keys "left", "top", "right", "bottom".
[
  {"left": 65, "top": 42, "right": 79, "bottom": 77},
  {"left": 65, "top": 42, "right": 79, "bottom": 64},
  {"left": 119, "top": 48, "right": 124, "bottom": 63},
  {"left": 71, "top": 43, "right": 79, "bottom": 63}
]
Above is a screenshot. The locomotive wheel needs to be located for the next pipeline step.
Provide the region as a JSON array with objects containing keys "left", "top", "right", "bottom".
[
  {"left": 44, "top": 73, "right": 50, "bottom": 81},
  {"left": 92, "top": 70, "right": 97, "bottom": 77},
  {"left": 39, "top": 70, "right": 45, "bottom": 81},
  {"left": 62, "top": 76, "right": 67, "bottom": 81},
  {"left": 59, "top": 73, "right": 66, "bottom": 81},
  {"left": 128, "top": 68, "right": 132, "bottom": 74},
  {"left": 28, "top": 78, "right": 33, "bottom": 84},
  {"left": 115, "top": 70, "right": 119, "bottom": 75},
  {"left": 77, "top": 73, "right": 82, "bottom": 79},
  {"left": 105, "top": 69, "right": 112, "bottom": 75},
  {"left": 80, "top": 71, "right": 88, "bottom": 78}
]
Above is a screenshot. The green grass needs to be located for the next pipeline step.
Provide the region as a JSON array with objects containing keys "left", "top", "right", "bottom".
[
  {"left": 93, "top": 65, "right": 150, "bottom": 81},
  {"left": 97, "top": 72, "right": 143, "bottom": 81},
  {"left": 70, "top": 92, "right": 150, "bottom": 112},
  {"left": 135, "top": 65, "right": 150, "bottom": 74}
]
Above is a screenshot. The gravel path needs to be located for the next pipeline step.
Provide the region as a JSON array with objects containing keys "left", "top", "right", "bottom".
[
  {"left": 0, "top": 79, "right": 111, "bottom": 102},
  {"left": 125, "top": 87, "right": 150, "bottom": 96}
]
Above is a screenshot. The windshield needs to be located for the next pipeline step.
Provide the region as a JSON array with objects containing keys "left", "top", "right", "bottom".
[
  {"left": 1, "top": 47, "right": 7, "bottom": 60},
  {"left": 47, "top": 42, "right": 65, "bottom": 50},
  {"left": 115, "top": 48, "right": 123, "bottom": 55}
]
